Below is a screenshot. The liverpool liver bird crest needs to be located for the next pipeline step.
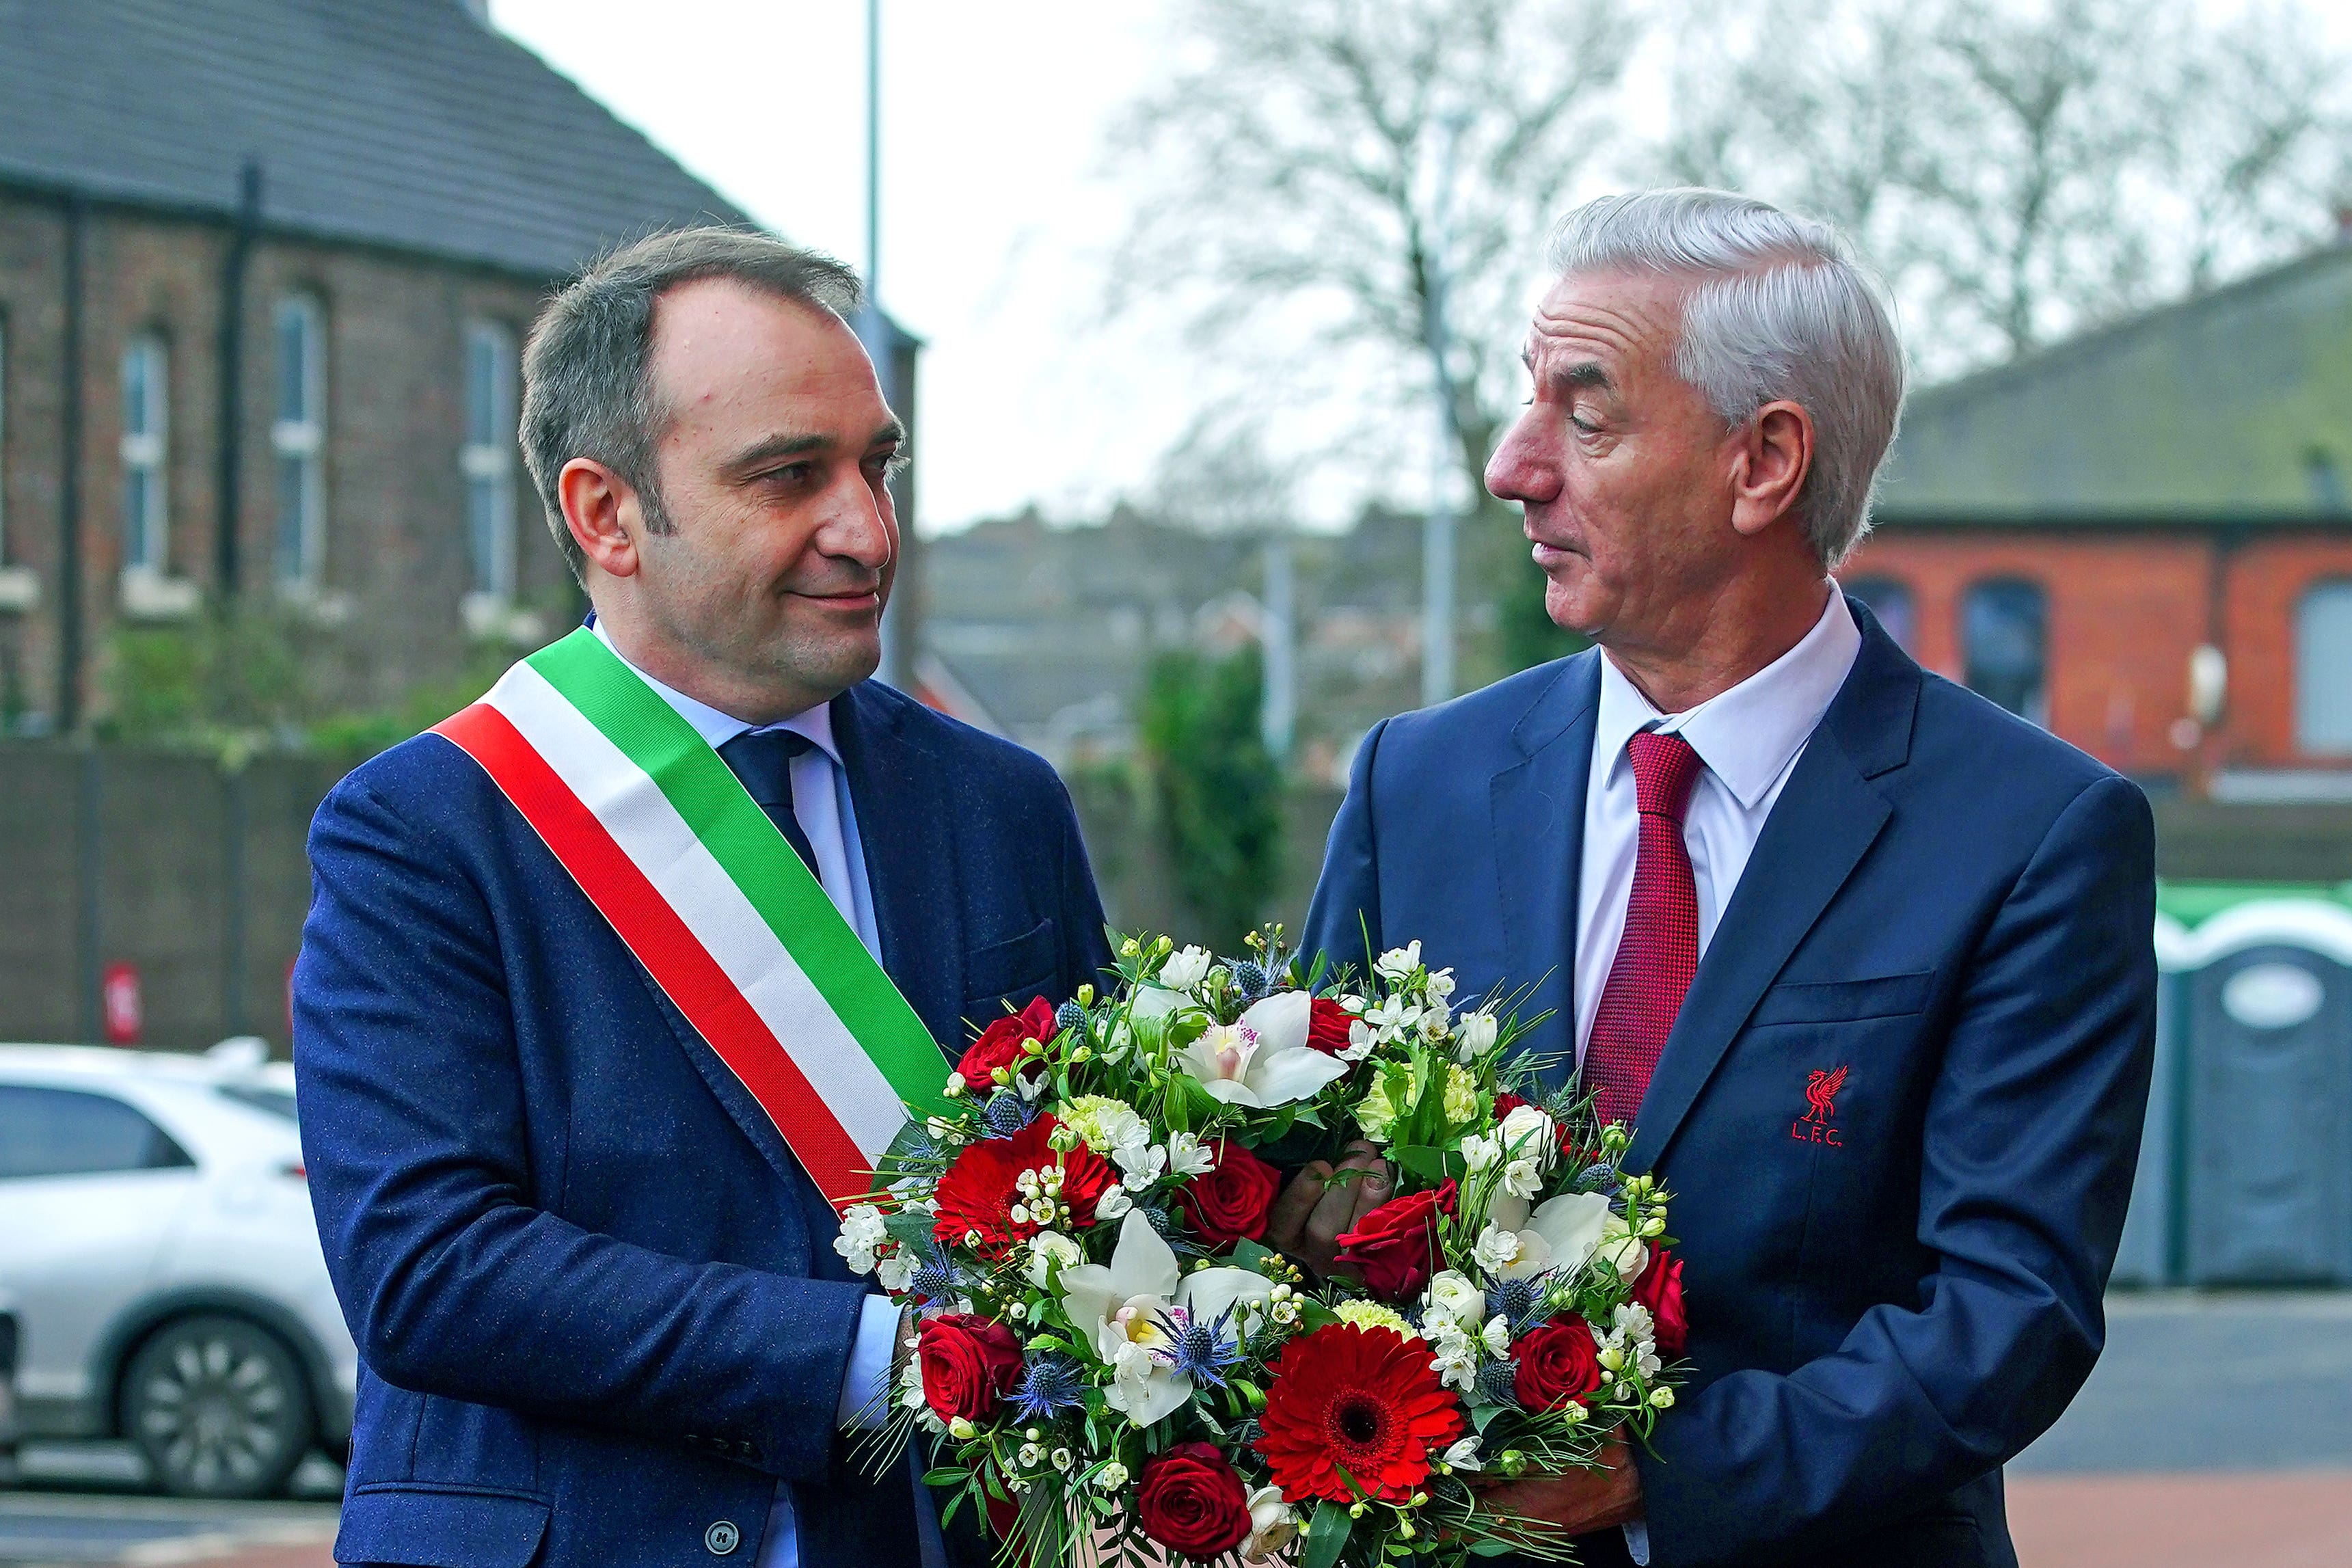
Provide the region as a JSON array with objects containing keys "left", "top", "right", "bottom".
[{"left": 1802, "top": 1066, "right": 1848, "bottom": 1124}]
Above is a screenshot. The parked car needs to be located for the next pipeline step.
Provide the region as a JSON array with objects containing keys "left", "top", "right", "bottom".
[{"left": 0, "top": 1041, "right": 357, "bottom": 1498}]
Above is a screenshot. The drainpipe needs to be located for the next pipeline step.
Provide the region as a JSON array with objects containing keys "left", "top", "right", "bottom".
[
  {"left": 215, "top": 161, "right": 262, "bottom": 597},
  {"left": 57, "top": 193, "right": 87, "bottom": 733}
]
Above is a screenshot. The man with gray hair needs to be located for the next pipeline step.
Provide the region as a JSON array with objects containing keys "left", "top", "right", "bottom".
[
  {"left": 294, "top": 228, "right": 1112, "bottom": 1568},
  {"left": 1303, "top": 189, "right": 2156, "bottom": 1566}
]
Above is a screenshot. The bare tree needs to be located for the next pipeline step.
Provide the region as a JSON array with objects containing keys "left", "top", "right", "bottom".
[{"left": 1112, "top": 0, "right": 1641, "bottom": 674}]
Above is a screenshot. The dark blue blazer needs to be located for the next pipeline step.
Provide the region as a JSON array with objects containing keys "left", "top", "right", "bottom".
[
  {"left": 1303, "top": 608, "right": 2157, "bottom": 1568},
  {"left": 293, "top": 677, "right": 1112, "bottom": 1568}
]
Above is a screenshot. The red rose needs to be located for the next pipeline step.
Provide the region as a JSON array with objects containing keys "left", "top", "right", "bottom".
[
  {"left": 956, "top": 996, "right": 1059, "bottom": 1089},
  {"left": 918, "top": 1313, "right": 1023, "bottom": 1424},
  {"left": 1632, "top": 1249, "right": 1688, "bottom": 1360},
  {"left": 1180, "top": 1137, "right": 1282, "bottom": 1248},
  {"left": 1136, "top": 1442, "right": 1251, "bottom": 1558},
  {"left": 1306, "top": 997, "right": 1356, "bottom": 1057},
  {"left": 1493, "top": 1092, "right": 1529, "bottom": 1119},
  {"left": 1513, "top": 1316, "right": 1603, "bottom": 1411},
  {"left": 1332, "top": 1180, "right": 1457, "bottom": 1301}
]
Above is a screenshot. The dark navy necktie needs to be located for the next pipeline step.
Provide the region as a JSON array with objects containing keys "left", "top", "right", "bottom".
[{"left": 715, "top": 729, "right": 822, "bottom": 880}]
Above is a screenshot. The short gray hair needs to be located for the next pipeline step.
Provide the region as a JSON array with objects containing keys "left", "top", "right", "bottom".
[
  {"left": 1546, "top": 189, "right": 1905, "bottom": 567},
  {"left": 521, "top": 228, "right": 864, "bottom": 580}
]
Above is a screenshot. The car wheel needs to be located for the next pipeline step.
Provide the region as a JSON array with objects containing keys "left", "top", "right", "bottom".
[{"left": 123, "top": 1315, "right": 314, "bottom": 1499}]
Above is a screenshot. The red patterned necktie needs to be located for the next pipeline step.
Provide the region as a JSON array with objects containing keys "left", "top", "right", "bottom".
[{"left": 1584, "top": 729, "right": 1706, "bottom": 1131}]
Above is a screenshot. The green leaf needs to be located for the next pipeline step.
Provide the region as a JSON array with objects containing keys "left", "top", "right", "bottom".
[
  {"left": 1163, "top": 1077, "right": 1192, "bottom": 1135},
  {"left": 1469, "top": 1540, "right": 1518, "bottom": 1556},
  {"left": 1301, "top": 1500, "right": 1352, "bottom": 1568},
  {"left": 1389, "top": 1144, "right": 1461, "bottom": 1183},
  {"left": 883, "top": 1208, "right": 936, "bottom": 1251},
  {"left": 1470, "top": 1401, "right": 1511, "bottom": 1433},
  {"left": 1230, "top": 1236, "right": 1276, "bottom": 1271},
  {"left": 921, "top": 1467, "right": 971, "bottom": 1486}
]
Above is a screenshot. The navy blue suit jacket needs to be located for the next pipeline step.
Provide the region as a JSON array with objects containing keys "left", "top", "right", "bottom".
[
  {"left": 1303, "top": 609, "right": 2157, "bottom": 1568},
  {"left": 293, "top": 677, "right": 1112, "bottom": 1568}
]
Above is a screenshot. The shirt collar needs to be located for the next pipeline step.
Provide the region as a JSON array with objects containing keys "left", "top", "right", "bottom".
[
  {"left": 1592, "top": 586, "right": 1861, "bottom": 810},
  {"left": 589, "top": 618, "right": 842, "bottom": 766}
]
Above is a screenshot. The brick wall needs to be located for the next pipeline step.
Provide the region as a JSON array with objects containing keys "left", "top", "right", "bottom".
[
  {"left": 1839, "top": 524, "right": 2352, "bottom": 785},
  {"left": 0, "top": 191, "right": 576, "bottom": 727}
]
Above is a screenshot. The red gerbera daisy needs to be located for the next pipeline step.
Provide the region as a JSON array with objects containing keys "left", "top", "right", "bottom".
[
  {"left": 1254, "top": 1323, "right": 1465, "bottom": 1504},
  {"left": 931, "top": 1116, "right": 1115, "bottom": 1256}
]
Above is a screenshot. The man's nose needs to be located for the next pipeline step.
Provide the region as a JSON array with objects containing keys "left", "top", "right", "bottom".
[
  {"left": 818, "top": 474, "right": 895, "bottom": 571},
  {"left": 1485, "top": 409, "right": 1558, "bottom": 506}
]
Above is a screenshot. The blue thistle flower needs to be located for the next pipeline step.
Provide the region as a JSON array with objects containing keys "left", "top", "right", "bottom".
[
  {"left": 1153, "top": 1304, "right": 1245, "bottom": 1390},
  {"left": 1475, "top": 1360, "right": 1523, "bottom": 1407},
  {"left": 979, "top": 1091, "right": 1040, "bottom": 1139},
  {"left": 908, "top": 1246, "right": 963, "bottom": 1305},
  {"left": 1577, "top": 1161, "right": 1621, "bottom": 1196},
  {"left": 1055, "top": 999, "right": 1085, "bottom": 1033},
  {"left": 1230, "top": 959, "right": 1270, "bottom": 999},
  {"left": 1012, "top": 1355, "right": 1086, "bottom": 1421},
  {"left": 1486, "top": 1276, "right": 1543, "bottom": 1328}
]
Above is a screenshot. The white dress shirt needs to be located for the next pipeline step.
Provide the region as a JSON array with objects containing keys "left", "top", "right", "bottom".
[
  {"left": 1572, "top": 586, "right": 1861, "bottom": 1565},
  {"left": 591, "top": 623, "right": 913, "bottom": 1568}
]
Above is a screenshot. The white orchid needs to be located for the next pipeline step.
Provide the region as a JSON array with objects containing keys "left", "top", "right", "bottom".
[
  {"left": 1175, "top": 992, "right": 1347, "bottom": 1108},
  {"left": 1241, "top": 1485, "right": 1301, "bottom": 1563},
  {"left": 1059, "top": 1210, "right": 1274, "bottom": 1426},
  {"left": 1375, "top": 941, "right": 1422, "bottom": 981},
  {"left": 1160, "top": 945, "right": 1215, "bottom": 991},
  {"left": 1485, "top": 1190, "right": 1614, "bottom": 1283}
]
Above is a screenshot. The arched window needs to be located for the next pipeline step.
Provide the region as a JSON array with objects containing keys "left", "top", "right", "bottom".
[
  {"left": 1963, "top": 578, "right": 2047, "bottom": 725},
  {"left": 2297, "top": 579, "right": 2352, "bottom": 755},
  {"left": 273, "top": 294, "right": 326, "bottom": 588},
  {"left": 120, "top": 334, "right": 170, "bottom": 575},
  {"left": 1841, "top": 575, "right": 1915, "bottom": 651}
]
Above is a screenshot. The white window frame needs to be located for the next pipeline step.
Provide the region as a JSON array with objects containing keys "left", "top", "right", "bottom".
[
  {"left": 120, "top": 334, "right": 170, "bottom": 576},
  {"left": 0, "top": 314, "right": 23, "bottom": 611},
  {"left": 272, "top": 294, "right": 327, "bottom": 591},
  {"left": 461, "top": 320, "right": 519, "bottom": 627},
  {"left": 2295, "top": 578, "right": 2352, "bottom": 757}
]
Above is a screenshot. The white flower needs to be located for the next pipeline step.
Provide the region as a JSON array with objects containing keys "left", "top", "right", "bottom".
[
  {"left": 1425, "top": 1269, "right": 1485, "bottom": 1327},
  {"left": 1025, "top": 1230, "right": 1083, "bottom": 1288},
  {"left": 1361, "top": 993, "right": 1419, "bottom": 1044},
  {"left": 1176, "top": 992, "right": 1348, "bottom": 1109},
  {"left": 1471, "top": 1222, "right": 1523, "bottom": 1275},
  {"left": 832, "top": 1204, "right": 888, "bottom": 1275},
  {"left": 1241, "top": 1485, "right": 1300, "bottom": 1562},
  {"left": 1062, "top": 1095, "right": 1146, "bottom": 1159},
  {"left": 1442, "top": 1436, "right": 1485, "bottom": 1472},
  {"left": 1491, "top": 1191, "right": 1614, "bottom": 1282},
  {"left": 1342, "top": 1020, "right": 1376, "bottom": 1062},
  {"left": 1417, "top": 1001, "right": 1452, "bottom": 1042},
  {"left": 1094, "top": 1186, "right": 1133, "bottom": 1222},
  {"left": 1428, "top": 967, "right": 1457, "bottom": 1001},
  {"left": 1460, "top": 1130, "right": 1502, "bottom": 1172},
  {"left": 1499, "top": 1104, "right": 1556, "bottom": 1162},
  {"left": 1427, "top": 1321, "right": 1480, "bottom": 1394},
  {"left": 1480, "top": 1313, "right": 1513, "bottom": 1356},
  {"left": 1455, "top": 1010, "right": 1499, "bottom": 1058},
  {"left": 944, "top": 1071, "right": 967, "bottom": 1096},
  {"left": 1112, "top": 1135, "right": 1168, "bottom": 1191},
  {"left": 1094, "top": 1460, "right": 1129, "bottom": 1491},
  {"left": 1501, "top": 1154, "right": 1545, "bottom": 1200},
  {"left": 1059, "top": 1209, "right": 1273, "bottom": 1426},
  {"left": 876, "top": 1247, "right": 917, "bottom": 1293},
  {"left": 1375, "top": 941, "right": 1422, "bottom": 981},
  {"left": 1161, "top": 945, "right": 1214, "bottom": 991},
  {"left": 1651, "top": 1386, "right": 1676, "bottom": 1409},
  {"left": 1165, "top": 1131, "right": 1219, "bottom": 1179},
  {"left": 1596, "top": 1215, "right": 1650, "bottom": 1284}
]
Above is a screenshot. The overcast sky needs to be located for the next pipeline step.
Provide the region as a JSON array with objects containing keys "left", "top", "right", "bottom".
[
  {"left": 491, "top": 1, "right": 2352, "bottom": 539},
  {"left": 492, "top": 1, "right": 1182, "bottom": 537}
]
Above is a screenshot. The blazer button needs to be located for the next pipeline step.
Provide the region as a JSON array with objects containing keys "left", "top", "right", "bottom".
[{"left": 705, "top": 1520, "right": 740, "bottom": 1556}]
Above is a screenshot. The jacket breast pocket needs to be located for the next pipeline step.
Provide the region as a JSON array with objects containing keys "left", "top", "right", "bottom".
[
  {"left": 336, "top": 1484, "right": 551, "bottom": 1568},
  {"left": 1751, "top": 969, "right": 1935, "bottom": 1027},
  {"left": 963, "top": 917, "right": 1059, "bottom": 1006}
]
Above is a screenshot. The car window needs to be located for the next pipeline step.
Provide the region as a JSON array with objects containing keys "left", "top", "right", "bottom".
[
  {"left": 0, "top": 1084, "right": 196, "bottom": 1179},
  {"left": 215, "top": 1083, "right": 299, "bottom": 1125}
]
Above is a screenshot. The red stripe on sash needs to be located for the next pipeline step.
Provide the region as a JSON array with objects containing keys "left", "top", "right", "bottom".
[{"left": 434, "top": 703, "right": 872, "bottom": 1204}]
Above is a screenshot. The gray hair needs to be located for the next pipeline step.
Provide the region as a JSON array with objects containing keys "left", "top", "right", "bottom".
[
  {"left": 1545, "top": 189, "right": 1905, "bottom": 567},
  {"left": 521, "top": 227, "right": 864, "bottom": 580}
]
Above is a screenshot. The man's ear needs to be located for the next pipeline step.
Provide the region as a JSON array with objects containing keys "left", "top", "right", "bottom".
[
  {"left": 1728, "top": 401, "right": 1813, "bottom": 539},
  {"left": 559, "top": 457, "right": 645, "bottom": 580}
]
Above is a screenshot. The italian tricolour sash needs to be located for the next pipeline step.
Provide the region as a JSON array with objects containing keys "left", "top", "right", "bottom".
[{"left": 433, "top": 627, "right": 949, "bottom": 1204}]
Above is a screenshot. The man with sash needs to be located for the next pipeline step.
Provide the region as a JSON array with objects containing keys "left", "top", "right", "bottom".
[{"left": 293, "top": 228, "right": 1112, "bottom": 1568}]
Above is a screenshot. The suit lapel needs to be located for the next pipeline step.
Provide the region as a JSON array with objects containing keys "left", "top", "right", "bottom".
[
  {"left": 1623, "top": 613, "right": 1919, "bottom": 1174},
  {"left": 833, "top": 682, "right": 967, "bottom": 1058},
  {"left": 1490, "top": 653, "right": 1601, "bottom": 1085}
]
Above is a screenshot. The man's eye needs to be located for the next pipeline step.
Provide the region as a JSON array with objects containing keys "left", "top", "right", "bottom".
[{"left": 1570, "top": 415, "right": 1599, "bottom": 435}]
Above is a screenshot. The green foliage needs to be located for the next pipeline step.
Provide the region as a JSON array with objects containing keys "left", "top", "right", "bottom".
[
  {"left": 1137, "top": 643, "right": 1283, "bottom": 955},
  {"left": 1485, "top": 504, "right": 1589, "bottom": 675},
  {"left": 100, "top": 608, "right": 316, "bottom": 759},
  {"left": 306, "top": 645, "right": 512, "bottom": 761}
]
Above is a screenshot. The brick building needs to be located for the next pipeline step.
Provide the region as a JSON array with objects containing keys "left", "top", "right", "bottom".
[
  {"left": 0, "top": 0, "right": 753, "bottom": 731},
  {"left": 1844, "top": 241, "right": 2352, "bottom": 800}
]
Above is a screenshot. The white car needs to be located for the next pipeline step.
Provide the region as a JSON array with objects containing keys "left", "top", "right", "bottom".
[{"left": 0, "top": 1041, "right": 357, "bottom": 1498}]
